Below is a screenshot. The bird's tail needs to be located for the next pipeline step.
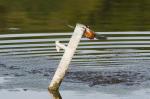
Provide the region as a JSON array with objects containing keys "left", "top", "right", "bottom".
[{"left": 95, "top": 33, "right": 107, "bottom": 40}]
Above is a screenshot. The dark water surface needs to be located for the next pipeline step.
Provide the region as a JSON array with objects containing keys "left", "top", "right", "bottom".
[
  {"left": 0, "top": 0, "right": 150, "bottom": 33},
  {"left": 0, "top": 32, "right": 150, "bottom": 99}
]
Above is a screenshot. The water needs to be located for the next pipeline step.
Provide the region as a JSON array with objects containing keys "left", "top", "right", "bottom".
[
  {"left": 0, "top": 32, "right": 150, "bottom": 99},
  {"left": 0, "top": 0, "right": 150, "bottom": 32},
  {"left": 0, "top": 0, "right": 150, "bottom": 98}
]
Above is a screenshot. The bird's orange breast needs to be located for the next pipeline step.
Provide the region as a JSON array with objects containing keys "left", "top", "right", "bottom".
[{"left": 84, "top": 28, "right": 95, "bottom": 39}]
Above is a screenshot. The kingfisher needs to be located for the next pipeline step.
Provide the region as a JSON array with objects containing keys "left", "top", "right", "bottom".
[
  {"left": 83, "top": 25, "right": 107, "bottom": 40},
  {"left": 67, "top": 24, "right": 107, "bottom": 40}
]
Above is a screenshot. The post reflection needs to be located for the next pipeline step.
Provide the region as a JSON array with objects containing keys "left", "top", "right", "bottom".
[{"left": 48, "top": 89, "right": 62, "bottom": 99}]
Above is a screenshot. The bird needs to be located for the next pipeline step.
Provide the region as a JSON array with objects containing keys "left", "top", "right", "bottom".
[
  {"left": 67, "top": 24, "right": 107, "bottom": 40},
  {"left": 83, "top": 25, "right": 107, "bottom": 40}
]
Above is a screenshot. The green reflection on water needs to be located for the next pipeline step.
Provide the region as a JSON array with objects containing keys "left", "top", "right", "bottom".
[{"left": 0, "top": 0, "right": 150, "bottom": 33}]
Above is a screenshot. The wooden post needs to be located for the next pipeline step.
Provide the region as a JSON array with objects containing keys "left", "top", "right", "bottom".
[
  {"left": 48, "top": 23, "right": 86, "bottom": 91},
  {"left": 48, "top": 88, "right": 62, "bottom": 99}
]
